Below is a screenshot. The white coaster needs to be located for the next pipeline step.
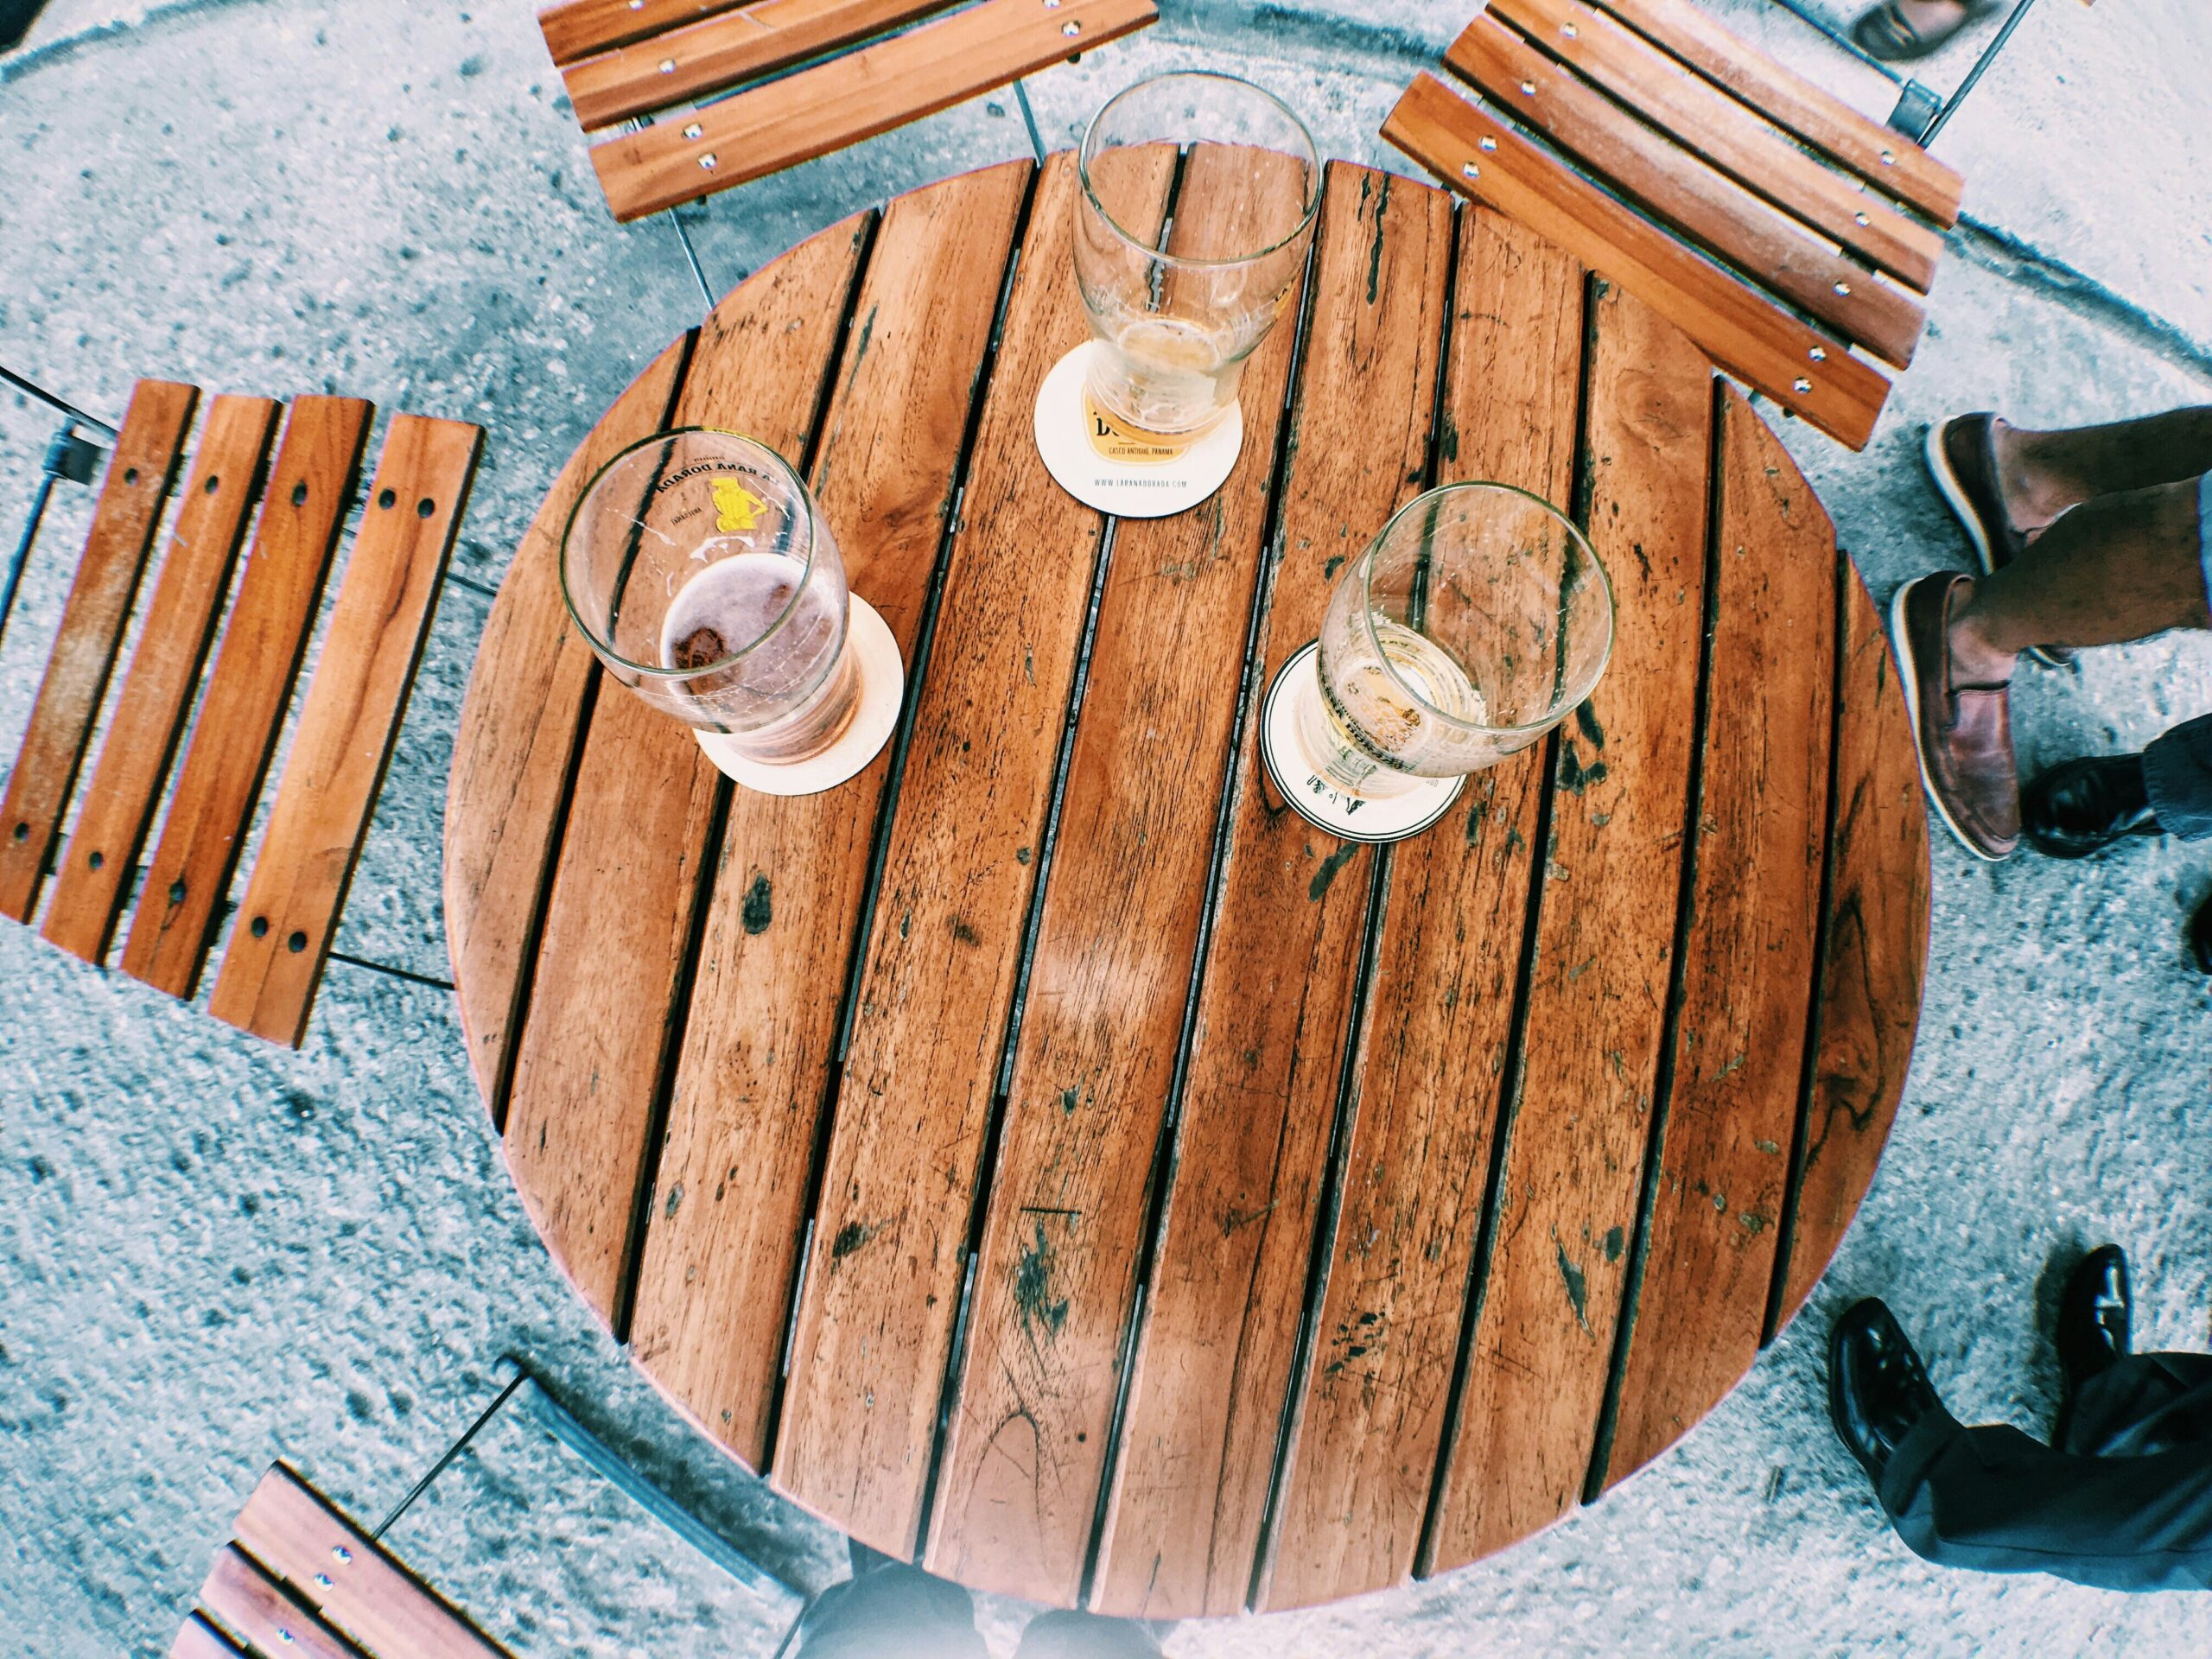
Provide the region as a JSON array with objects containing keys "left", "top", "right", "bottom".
[
  {"left": 1033, "top": 341, "right": 1243, "bottom": 518},
  {"left": 696, "top": 596, "right": 904, "bottom": 796},
  {"left": 1258, "top": 641, "right": 1465, "bottom": 843}
]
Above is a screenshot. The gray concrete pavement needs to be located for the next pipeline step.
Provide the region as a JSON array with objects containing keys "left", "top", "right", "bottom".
[{"left": 2, "top": 2, "right": 2209, "bottom": 1655}]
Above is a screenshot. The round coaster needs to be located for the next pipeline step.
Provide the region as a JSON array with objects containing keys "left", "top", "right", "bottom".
[
  {"left": 1258, "top": 641, "right": 1465, "bottom": 843},
  {"left": 696, "top": 595, "right": 904, "bottom": 796},
  {"left": 1033, "top": 341, "right": 1243, "bottom": 518}
]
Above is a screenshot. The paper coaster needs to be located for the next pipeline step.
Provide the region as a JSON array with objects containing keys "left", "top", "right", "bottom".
[
  {"left": 696, "top": 596, "right": 904, "bottom": 796},
  {"left": 1033, "top": 342, "right": 1243, "bottom": 518},
  {"left": 1258, "top": 641, "right": 1465, "bottom": 843}
]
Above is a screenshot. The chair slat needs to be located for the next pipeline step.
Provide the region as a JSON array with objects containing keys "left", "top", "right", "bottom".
[
  {"left": 541, "top": 0, "right": 746, "bottom": 65},
  {"left": 42, "top": 395, "right": 282, "bottom": 965},
  {"left": 1446, "top": 15, "right": 1924, "bottom": 369},
  {"left": 564, "top": 0, "right": 957, "bottom": 131},
  {"left": 1486, "top": 0, "right": 1942, "bottom": 292},
  {"left": 119, "top": 396, "right": 372, "bottom": 999},
  {"left": 207, "top": 416, "right": 483, "bottom": 1046},
  {"left": 0, "top": 378, "right": 198, "bottom": 924},
  {"left": 1595, "top": 0, "right": 1964, "bottom": 227},
  {"left": 588, "top": 0, "right": 1157, "bottom": 220},
  {"left": 200, "top": 1546, "right": 365, "bottom": 1659},
  {"left": 170, "top": 1612, "right": 249, "bottom": 1659},
  {"left": 231, "top": 1464, "right": 509, "bottom": 1659},
  {"left": 1384, "top": 73, "right": 1886, "bottom": 450}
]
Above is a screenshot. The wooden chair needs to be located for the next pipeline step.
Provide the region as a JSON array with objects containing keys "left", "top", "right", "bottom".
[
  {"left": 1383, "top": 0, "right": 1968, "bottom": 450},
  {"left": 0, "top": 377, "right": 484, "bottom": 1046},
  {"left": 177, "top": 1363, "right": 803, "bottom": 1657},
  {"left": 175, "top": 1463, "right": 509, "bottom": 1659},
  {"left": 539, "top": 0, "right": 1161, "bottom": 223}
]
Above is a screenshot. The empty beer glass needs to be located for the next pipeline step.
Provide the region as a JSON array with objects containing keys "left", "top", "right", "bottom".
[
  {"left": 562, "top": 429, "right": 858, "bottom": 766},
  {"left": 1294, "top": 483, "right": 1614, "bottom": 799},
  {"left": 1074, "top": 73, "right": 1320, "bottom": 439}
]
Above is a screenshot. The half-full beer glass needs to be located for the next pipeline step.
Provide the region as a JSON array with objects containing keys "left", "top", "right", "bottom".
[
  {"left": 1074, "top": 73, "right": 1320, "bottom": 439},
  {"left": 1294, "top": 483, "right": 1614, "bottom": 798},
  {"left": 562, "top": 429, "right": 857, "bottom": 766}
]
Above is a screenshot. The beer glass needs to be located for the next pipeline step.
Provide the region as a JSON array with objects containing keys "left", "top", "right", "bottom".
[
  {"left": 562, "top": 429, "right": 858, "bottom": 766},
  {"left": 1292, "top": 483, "right": 1613, "bottom": 799},
  {"left": 1074, "top": 73, "right": 1320, "bottom": 439}
]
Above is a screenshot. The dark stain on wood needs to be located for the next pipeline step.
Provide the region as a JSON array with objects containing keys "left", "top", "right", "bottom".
[
  {"left": 1558, "top": 744, "right": 1608, "bottom": 795},
  {"left": 1014, "top": 1221, "right": 1069, "bottom": 1338},
  {"left": 1308, "top": 841, "right": 1359, "bottom": 900},
  {"left": 741, "top": 874, "right": 772, "bottom": 934},
  {"left": 1554, "top": 1231, "right": 1591, "bottom": 1334},
  {"left": 831, "top": 1219, "right": 876, "bottom": 1260},
  {"left": 1576, "top": 700, "right": 1605, "bottom": 748}
]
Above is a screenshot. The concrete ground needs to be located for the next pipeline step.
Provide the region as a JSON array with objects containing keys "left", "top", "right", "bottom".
[{"left": 1, "top": 1, "right": 2208, "bottom": 1654}]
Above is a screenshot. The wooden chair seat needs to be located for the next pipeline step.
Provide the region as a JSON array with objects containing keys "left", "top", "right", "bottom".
[
  {"left": 1384, "top": 0, "right": 1968, "bottom": 449},
  {"left": 175, "top": 1462, "right": 507, "bottom": 1659},
  {"left": 0, "top": 378, "right": 482, "bottom": 1045},
  {"left": 538, "top": 0, "right": 1160, "bottom": 222}
]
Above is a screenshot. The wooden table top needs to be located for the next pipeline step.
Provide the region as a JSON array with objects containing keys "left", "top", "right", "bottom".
[{"left": 444, "top": 152, "right": 1929, "bottom": 1618}]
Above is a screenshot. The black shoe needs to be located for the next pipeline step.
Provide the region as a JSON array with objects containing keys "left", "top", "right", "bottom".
[
  {"left": 2056, "top": 1245, "right": 2131, "bottom": 1401},
  {"left": 2020, "top": 754, "right": 2162, "bottom": 858},
  {"left": 2191, "top": 893, "right": 2212, "bottom": 976},
  {"left": 1829, "top": 1299, "right": 1946, "bottom": 1483}
]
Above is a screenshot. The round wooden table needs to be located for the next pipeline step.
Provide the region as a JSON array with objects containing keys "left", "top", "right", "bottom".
[{"left": 445, "top": 154, "right": 1929, "bottom": 1618}]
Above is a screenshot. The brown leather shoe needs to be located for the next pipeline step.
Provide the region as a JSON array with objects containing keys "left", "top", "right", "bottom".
[
  {"left": 1891, "top": 573, "right": 2019, "bottom": 861},
  {"left": 1923, "top": 415, "right": 2073, "bottom": 667}
]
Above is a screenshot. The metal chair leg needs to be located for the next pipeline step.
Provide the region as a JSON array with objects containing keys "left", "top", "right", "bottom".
[
  {"left": 375, "top": 1357, "right": 809, "bottom": 1651},
  {"left": 2, "top": 419, "right": 104, "bottom": 652}
]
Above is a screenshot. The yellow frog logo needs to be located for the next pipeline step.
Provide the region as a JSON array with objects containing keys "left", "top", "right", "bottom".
[{"left": 712, "top": 476, "right": 768, "bottom": 532}]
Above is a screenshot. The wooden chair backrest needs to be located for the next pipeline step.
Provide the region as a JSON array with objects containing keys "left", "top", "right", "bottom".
[
  {"left": 175, "top": 1462, "right": 510, "bottom": 1659},
  {"left": 538, "top": 0, "right": 1160, "bottom": 222},
  {"left": 0, "top": 378, "right": 481, "bottom": 1044},
  {"left": 1385, "top": 0, "right": 1968, "bottom": 450}
]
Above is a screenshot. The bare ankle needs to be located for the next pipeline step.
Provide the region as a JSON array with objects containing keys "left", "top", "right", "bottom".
[
  {"left": 1989, "top": 421, "right": 2070, "bottom": 534},
  {"left": 1946, "top": 585, "right": 2018, "bottom": 685}
]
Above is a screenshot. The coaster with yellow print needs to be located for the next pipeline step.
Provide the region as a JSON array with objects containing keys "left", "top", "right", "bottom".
[{"left": 1033, "top": 341, "right": 1242, "bottom": 518}]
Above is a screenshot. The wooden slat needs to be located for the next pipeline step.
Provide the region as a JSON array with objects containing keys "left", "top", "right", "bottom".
[
  {"left": 200, "top": 1547, "right": 363, "bottom": 1659},
  {"left": 1424, "top": 280, "right": 1713, "bottom": 1573},
  {"left": 1598, "top": 383, "right": 1834, "bottom": 1488},
  {"left": 1254, "top": 205, "right": 1573, "bottom": 1613},
  {"left": 1383, "top": 73, "right": 1886, "bottom": 451},
  {"left": 444, "top": 338, "right": 691, "bottom": 1115},
  {"left": 922, "top": 142, "right": 1315, "bottom": 1606},
  {"left": 120, "top": 396, "right": 372, "bottom": 997},
  {"left": 1594, "top": 0, "right": 1964, "bottom": 227},
  {"left": 0, "top": 378, "right": 198, "bottom": 923},
  {"left": 171, "top": 1612, "right": 249, "bottom": 1659},
  {"left": 589, "top": 0, "right": 1157, "bottom": 220},
  {"left": 627, "top": 159, "right": 1032, "bottom": 1471},
  {"left": 564, "top": 0, "right": 956, "bottom": 130},
  {"left": 41, "top": 395, "right": 276, "bottom": 963},
  {"left": 772, "top": 149, "right": 1172, "bottom": 1559},
  {"left": 207, "top": 416, "right": 484, "bottom": 1046},
  {"left": 1772, "top": 564, "right": 1928, "bottom": 1330},
  {"left": 1446, "top": 15, "right": 1924, "bottom": 369},
  {"left": 502, "top": 213, "right": 870, "bottom": 1326},
  {"left": 231, "top": 1464, "right": 508, "bottom": 1658},
  {"left": 542, "top": 0, "right": 746, "bottom": 63},
  {"left": 1089, "top": 166, "right": 1451, "bottom": 1621},
  {"left": 1485, "top": 0, "right": 1942, "bottom": 292}
]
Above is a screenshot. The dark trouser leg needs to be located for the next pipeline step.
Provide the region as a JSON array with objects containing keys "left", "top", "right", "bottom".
[
  {"left": 2066, "top": 1353, "right": 2212, "bottom": 1457},
  {"left": 1877, "top": 1356, "right": 2212, "bottom": 1590},
  {"left": 2145, "top": 714, "right": 2212, "bottom": 842},
  {"left": 1014, "top": 1611, "right": 1166, "bottom": 1659},
  {"left": 795, "top": 1563, "right": 988, "bottom": 1659}
]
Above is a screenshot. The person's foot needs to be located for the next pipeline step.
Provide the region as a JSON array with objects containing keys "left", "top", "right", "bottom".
[
  {"left": 1922, "top": 416, "right": 2072, "bottom": 666},
  {"left": 2020, "top": 754, "right": 2162, "bottom": 857},
  {"left": 1853, "top": 0, "right": 1980, "bottom": 60},
  {"left": 1891, "top": 573, "right": 2019, "bottom": 861},
  {"left": 1829, "top": 1299, "right": 1946, "bottom": 1482},
  {"left": 2056, "top": 1245, "right": 2131, "bottom": 1402}
]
